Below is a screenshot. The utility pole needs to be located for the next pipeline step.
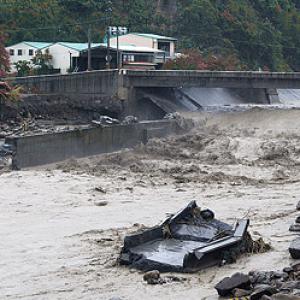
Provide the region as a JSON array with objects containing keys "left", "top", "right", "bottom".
[
  {"left": 106, "top": 1, "right": 112, "bottom": 69},
  {"left": 106, "top": 26, "right": 111, "bottom": 69},
  {"left": 116, "top": 26, "right": 120, "bottom": 69},
  {"left": 87, "top": 26, "right": 92, "bottom": 71}
]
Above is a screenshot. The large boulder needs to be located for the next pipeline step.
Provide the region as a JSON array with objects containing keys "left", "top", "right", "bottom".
[
  {"left": 289, "top": 238, "right": 300, "bottom": 259},
  {"left": 215, "top": 273, "right": 251, "bottom": 297}
]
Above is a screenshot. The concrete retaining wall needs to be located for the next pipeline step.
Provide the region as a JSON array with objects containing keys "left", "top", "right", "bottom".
[
  {"left": 7, "top": 70, "right": 121, "bottom": 116},
  {"left": 6, "top": 120, "right": 179, "bottom": 169},
  {"left": 9, "top": 70, "right": 119, "bottom": 95}
]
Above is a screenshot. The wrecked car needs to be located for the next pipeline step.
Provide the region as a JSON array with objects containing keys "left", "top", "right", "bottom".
[{"left": 119, "top": 201, "right": 250, "bottom": 273}]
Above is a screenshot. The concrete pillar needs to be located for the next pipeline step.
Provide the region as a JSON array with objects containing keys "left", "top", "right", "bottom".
[{"left": 265, "top": 88, "right": 281, "bottom": 104}]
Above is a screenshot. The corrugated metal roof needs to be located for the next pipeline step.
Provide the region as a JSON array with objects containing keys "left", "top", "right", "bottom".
[
  {"left": 134, "top": 33, "right": 177, "bottom": 41},
  {"left": 110, "top": 33, "right": 177, "bottom": 41},
  {"left": 58, "top": 42, "right": 102, "bottom": 51},
  {"left": 117, "top": 44, "right": 164, "bottom": 53},
  {"left": 88, "top": 43, "right": 164, "bottom": 53},
  {"left": 23, "top": 42, "right": 53, "bottom": 49}
]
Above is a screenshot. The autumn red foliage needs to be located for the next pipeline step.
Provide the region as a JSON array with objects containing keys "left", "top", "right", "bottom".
[
  {"left": 0, "top": 31, "right": 10, "bottom": 77},
  {"left": 163, "top": 49, "right": 244, "bottom": 71},
  {"left": 163, "top": 49, "right": 208, "bottom": 70}
]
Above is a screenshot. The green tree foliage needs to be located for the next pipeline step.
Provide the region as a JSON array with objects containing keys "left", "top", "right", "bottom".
[
  {"left": 14, "top": 60, "right": 32, "bottom": 77},
  {"left": 31, "top": 49, "right": 53, "bottom": 75},
  {"left": 1, "top": 0, "right": 300, "bottom": 71}
]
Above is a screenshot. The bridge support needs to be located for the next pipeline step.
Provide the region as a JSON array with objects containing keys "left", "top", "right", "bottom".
[{"left": 265, "top": 88, "right": 280, "bottom": 104}]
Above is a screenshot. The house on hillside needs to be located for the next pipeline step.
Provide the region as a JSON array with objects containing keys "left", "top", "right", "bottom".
[
  {"left": 109, "top": 33, "right": 177, "bottom": 60},
  {"left": 6, "top": 41, "right": 53, "bottom": 72}
]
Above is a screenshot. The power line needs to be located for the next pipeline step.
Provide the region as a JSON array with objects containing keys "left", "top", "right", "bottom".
[{"left": 2, "top": 16, "right": 110, "bottom": 33}]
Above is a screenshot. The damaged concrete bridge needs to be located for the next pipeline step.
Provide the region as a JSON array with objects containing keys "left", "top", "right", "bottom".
[
  {"left": 120, "top": 70, "right": 300, "bottom": 117},
  {"left": 10, "top": 70, "right": 300, "bottom": 119},
  {"left": 122, "top": 70, "right": 300, "bottom": 89}
]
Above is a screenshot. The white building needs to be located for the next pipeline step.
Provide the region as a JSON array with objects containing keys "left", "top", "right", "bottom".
[
  {"left": 6, "top": 41, "right": 53, "bottom": 72},
  {"left": 47, "top": 42, "right": 101, "bottom": 74},
  {"left": 109, "top": 33, "right": 177, "bottom": 59},
  {"left": 6, "top": 33, "right": 177, "bottom": 74},
  {"left": 6, "top": 41, "right": 101, "bottom": 74}
]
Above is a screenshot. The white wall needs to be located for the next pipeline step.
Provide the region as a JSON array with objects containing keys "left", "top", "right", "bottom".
[
  {"left": 6, "top": 42, "right": 80, "bottom": 74},
  {"left": 5, "top": 42, "right": 48, "bottom": 72},
  {"left": 48, "top": 44, "right": 79, "bottom": 74},
  {"left": 110, "top": 34, "right": 176, "bottom": 59},
  {"left": 110, "top": 34, "right": 154, "bottom": 48}
]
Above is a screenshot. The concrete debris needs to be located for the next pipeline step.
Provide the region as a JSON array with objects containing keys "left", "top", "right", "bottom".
[
  {"left": 95, "top": 201, "right": 108, "bottom": 207},
  {"left": 94, "top": 186, "right": 107, "bottom": 194},
  {"left": 164, "top": 112, "right": 180, "bottom": 120},
  {"left": 233, "top": 288, "right": 252, "bottom": 297},
  {"left": 122, "top": 116, "right": 138, "bottom": 124},
  {"left": 215, "top": 267, "right": 300, "bottom": 300},
  {"left": 292, "top": 262, "right": 300, "bottom": 273},
  {"left": 0, "top": 143, "right": 13, "bottom": 156},
  {"left": 216, "top": 267, "right": 300, "bottom": 299},
  {"left": 94, "top": 116, "right": 120, "bottom": 126},
  {"left": 119, "top": 201, "right": 250, "bottom": 272},
  {"left": 215, "top": 273, "right": 251, "bottom": 297},
  {"left": 289, "top": 225, "right": 300, "bottom": 232},
  {"left": 143, "top": 270, "right": 161, "bottom": 285},
  {"left": 289, "top": 238, "right": 300, "bottom": 259},
  {"left": 296, "top": 201, "right": 300, "bottom": 211},
  {"left": 142, "top": 270, "right": 186, "bottom": 285},
  {"left": 250, "top": 285, "right": 279, "bottom": 300}
]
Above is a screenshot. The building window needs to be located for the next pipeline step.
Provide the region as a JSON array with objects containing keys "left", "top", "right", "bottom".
[
  {"left": 123, "top": 54, "right": 135, "bottom": 62},
  {"left": 17, "top": 49, "right": 22, "bottom": 56},
  {"left": 158, "top": 41, "right": 171, "bottom": 56},
  {"left": 29, "top": 49, "right": 34, "bottom": 56},
  {"left": 9, "top": 49, "right": 14, "bottom": 56}
]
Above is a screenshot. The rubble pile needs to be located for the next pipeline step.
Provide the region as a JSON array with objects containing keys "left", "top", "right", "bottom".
[
  {"left": 215, "top": 200, "right": 300, "bottom": 300},
  {"left": 215, "top": 264, "right": 300, "bottom": 299}
]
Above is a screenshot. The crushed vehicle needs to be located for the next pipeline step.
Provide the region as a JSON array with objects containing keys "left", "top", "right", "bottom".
[{"left": 119, "top": 201, "right": 250, "bottom": 273}]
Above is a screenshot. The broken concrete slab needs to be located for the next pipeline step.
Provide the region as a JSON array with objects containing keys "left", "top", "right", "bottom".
[
  {"left": 289, "top": 238, "right": 300, "bottom": 259},
  {"left": 297, "top": 201, "right": 300, "bottom": 211},
  {"left": 215, "top": 273, "right": 251, "bottom": 297},
  {"left": 119, "top": 201, "right": 249, "bottom": 273}
]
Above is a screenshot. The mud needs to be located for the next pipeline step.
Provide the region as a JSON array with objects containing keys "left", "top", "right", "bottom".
[{"left": 2, "top": 107, "right": 300, "bottom": 299}]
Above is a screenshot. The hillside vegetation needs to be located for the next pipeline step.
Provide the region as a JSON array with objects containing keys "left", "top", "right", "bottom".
[{"left": 1, "top": 0, "right": 300, "bottom": 71}]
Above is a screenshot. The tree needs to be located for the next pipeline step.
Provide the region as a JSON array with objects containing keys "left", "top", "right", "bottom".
[
  {"left": 163, "top": 49, "right": 208, "bottom": 70},
  {"left": 163, "top": 48, "right": 243, "bottom": 71},
  {"left": 14, "top": 60, "right": 32, "bottom": 77},
  {"left": 0, "top": 31, "right": 10, "bottom": 77},
  {"left": 31, "top": 49, "right": 53, "bottom": 75}
]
